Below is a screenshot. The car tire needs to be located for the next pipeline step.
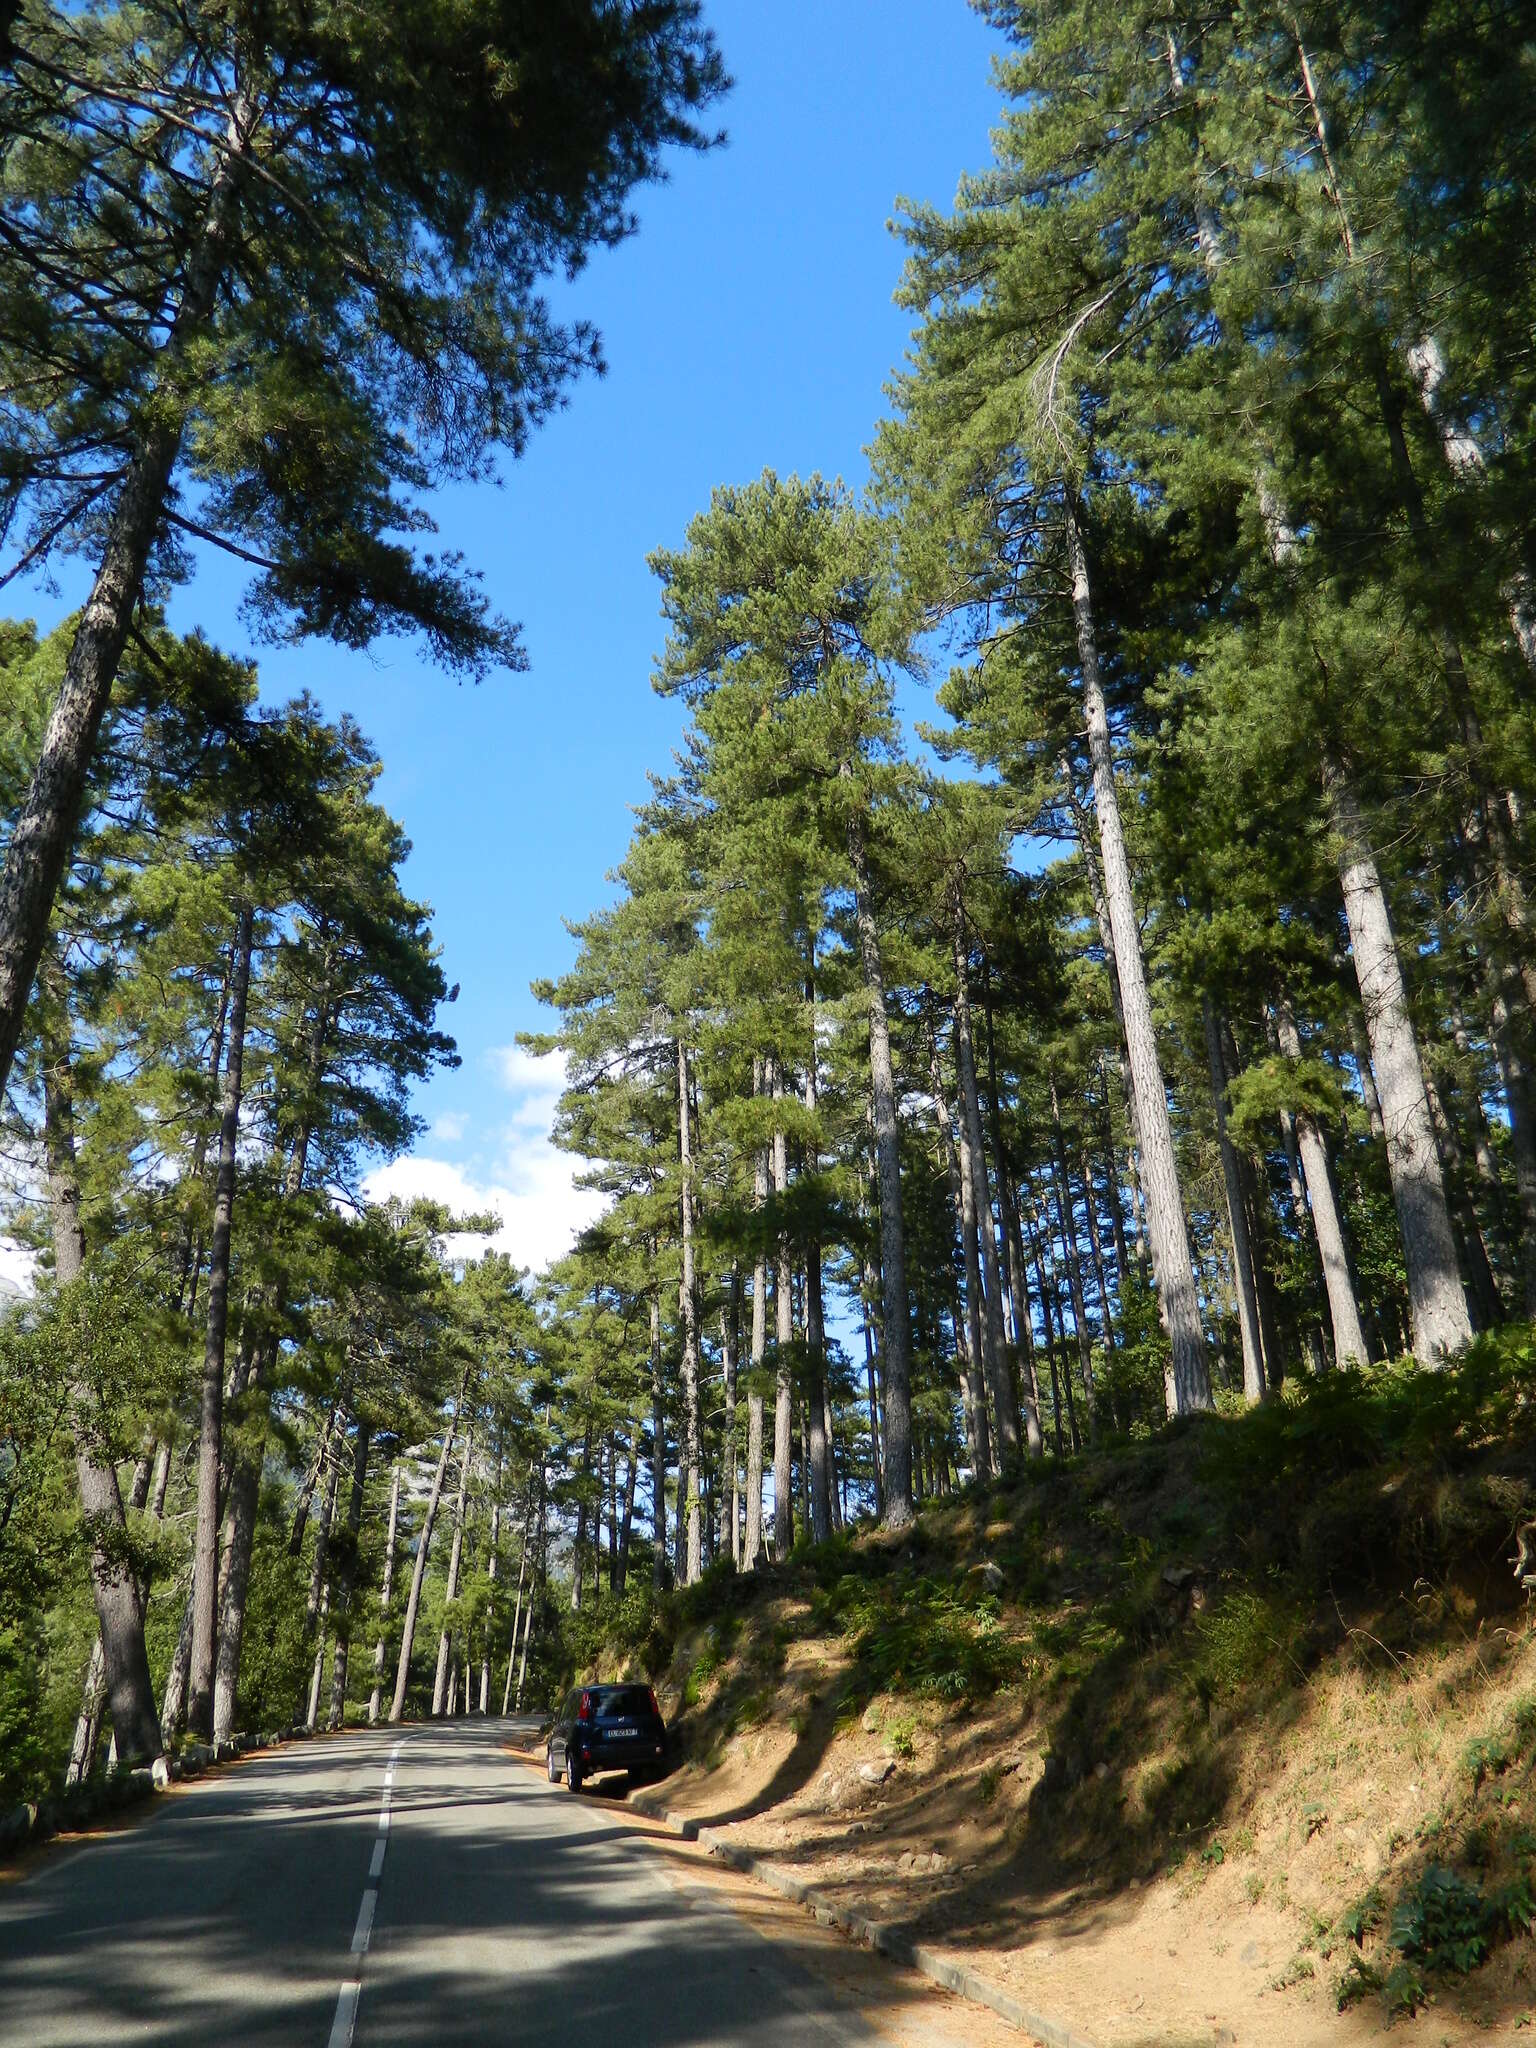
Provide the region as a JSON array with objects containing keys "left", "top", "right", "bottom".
[
  {"left": 565, "top": 1751, "right": 582, "bottom": 1794},
  {"left": 546, "top": 1748, "right": 560, "bottom": 1783}
]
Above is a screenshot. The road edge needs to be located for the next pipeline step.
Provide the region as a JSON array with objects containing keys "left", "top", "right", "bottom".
[
  {"left": 503, "top": 1737, "right": 1098, "bottom": 2048},
  {"left": 628, "top": 1788, "right": 1100, "bottom": 2048}
]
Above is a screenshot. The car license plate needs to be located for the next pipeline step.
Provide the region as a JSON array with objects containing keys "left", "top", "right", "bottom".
[{"left": 609, "top": 1725, "right": 638, "bottom": 1739}]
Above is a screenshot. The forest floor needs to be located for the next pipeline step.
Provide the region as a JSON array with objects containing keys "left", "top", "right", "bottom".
[{"left": 566, "top": 1343, "right": 1536, "bottom": 2044}]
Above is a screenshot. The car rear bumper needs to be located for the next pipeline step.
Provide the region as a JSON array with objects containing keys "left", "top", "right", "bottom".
[{"left": 575, "top": 1738, "right": 667, "bottom": 1773}]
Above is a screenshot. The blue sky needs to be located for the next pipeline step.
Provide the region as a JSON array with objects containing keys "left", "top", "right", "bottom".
[{"left": 21, "top": 1, "right": 1008, "bottom": 1275}]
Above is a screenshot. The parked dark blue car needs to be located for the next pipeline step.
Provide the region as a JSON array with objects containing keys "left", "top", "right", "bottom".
[{"left": 546, "top": 1683, "right": 667, "bottom": 1792}]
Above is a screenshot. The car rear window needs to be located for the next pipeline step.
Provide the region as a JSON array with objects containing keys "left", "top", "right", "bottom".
[{"left": 594, "top": 1686, "right": 654, "bottom": 1719}]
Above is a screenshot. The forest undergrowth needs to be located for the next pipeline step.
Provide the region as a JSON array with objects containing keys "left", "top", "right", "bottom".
[{"left": 557, "top": 1332, "right": 1536, "bottom": 2037}]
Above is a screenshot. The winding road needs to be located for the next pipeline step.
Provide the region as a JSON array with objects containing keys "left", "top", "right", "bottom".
[{"left": 0, "top": 1718, "right": 1011, "bottom": 2046}]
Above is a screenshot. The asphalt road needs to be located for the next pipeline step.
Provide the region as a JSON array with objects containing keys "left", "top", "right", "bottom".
[{"left": 0, "top": 1719, "right": 1006, "bottom": 2047}]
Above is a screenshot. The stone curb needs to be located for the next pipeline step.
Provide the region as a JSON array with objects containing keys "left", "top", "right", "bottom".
[{"left": 625, "top": 1788, "right": 1099, "bottom": 2048}]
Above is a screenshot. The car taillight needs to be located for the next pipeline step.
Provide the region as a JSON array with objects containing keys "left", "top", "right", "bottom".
[
  {"left": 577, "top": 1690, "right": 593, "bottom": 1722},
  {"left": 647, "top": 1689, "right": 660, "bottom": 1719}
]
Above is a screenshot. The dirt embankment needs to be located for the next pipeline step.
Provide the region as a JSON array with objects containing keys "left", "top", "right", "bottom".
[{"left": 571, "top": 1352, "right": 1536, "bottom": 2045}]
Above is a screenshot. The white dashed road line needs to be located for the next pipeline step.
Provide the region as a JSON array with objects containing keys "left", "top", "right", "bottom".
[
  {"left": 350, "top": 1889, "right": 377, "bottom": 1955},
  {"left": 328, "top": 1739, "right": 404, "bottom": 2047}
]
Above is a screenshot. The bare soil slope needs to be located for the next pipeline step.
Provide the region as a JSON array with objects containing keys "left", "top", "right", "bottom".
[{"left": 575, "top": 1349, "right": 1536, "bottom": 2044}]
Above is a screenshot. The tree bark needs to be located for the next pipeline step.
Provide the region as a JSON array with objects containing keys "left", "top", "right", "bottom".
[
  {"left": 187, "top": 907, "right": 253, "bottom": 1739},
  {"left": 1025, "top": 1210, "right": 1068, "bottom": 1455},
  {"left": 1064, "top": 493, "right": 1209, "bottom": 1412},
  {"left": 0, "top": 86, "right": 262, "bottom": 1103},
  {"left": 503, "top": 1504, "right": 531, "bottom": 1715},
  {"left": 720, "top": 1286, "right": 740, "bottom": 1566},
  {"left": 801, "top": 986, "right": 832, "bottom": 1544},
  {"left": 39, "top": 963, "right": 163, "bottom": 1765},
  {"left": 1328, "top": 767, "right": 1473, "bottom": 1360},
  {"left": 739, "top": 1071, "right": 768, "bottom": 1570},
  {"left": 390, "top": 1365, "right": 469, "bottom": 1723},
  {"left": 1274, "top": 996, "right": 1373, "bottom": 1366},
  {"left": 212, "top": 1382, "right": 265, "bottom": 1748},
  {"left": 648, "top": 1277, "right": 667, "bottom": 1588},
  {"left": 1488, "top": 984, "right": 1536, "bottom": 1317},
  {"left": 846, "top": 803, "right": 914, "bottom": 1524},
  {"left": 287, "top": 1411, "right": 336, "bottom": 1557},
  {"left": 1203, "top": 998, "right": 1266, "bottom": 1403},
  {"left": 327, "top": 1422, "right": 370, "bottom": 1731},
  {"left": 980, "top": 972, "right": 1045, "bottom": 1456},
  {"left": 927, "top": 1029, "right": 991, "bottom": 1480},
  {"left": 1046, "top": 1139, "right": 1097, "bottom": 1433},
  {"left": 861, "top": 1264, "right": 885, "bottom": 1519},
  {"left": 677, "top": 1038, "right": 703, "bottom": 1584},
  {"left": 369, "top": 1462, "right": 401, "bottom": 1724},
  {"left": 1079, "top": 1149, "right": 1117, "bottom": 1354},
  {"left": 301, "top": 1447, "right": 340, "bottom": 1731},
  {"left": 66, "top": 1637, "right": 107, "bottom": 1787},
  {"left": 952, "top": 908, "right": 1021, "bottom": 1460},
  {"left": 768, "top": 1055, "right": 795, "bottom": 1558},
  {"left": 432, "top": 1424, "right": 472, "bottom": 1716}
]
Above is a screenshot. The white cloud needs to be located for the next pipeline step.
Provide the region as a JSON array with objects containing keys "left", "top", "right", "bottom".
[
  {"left": 363, "top": 1044, "right": 603, "bottom": 1276},
  {"left": 490, "top": 1043, "right": 568, "bottom": 1131},
  {"left": 429, "top": 1111, "right": 468, "bottom": 1143},
  {"left": 0, "top": 1237, "right": 34, "bottom": 1298}
]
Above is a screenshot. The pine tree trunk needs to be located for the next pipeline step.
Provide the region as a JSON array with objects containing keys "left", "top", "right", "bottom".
[
  {"left": 305, "top": 1586, "right": 330, "bottom": 1733},
  {"left": 927, "top": 1030, "right": 992, "bottom": 1480},
  {"left": 1487, "top": 984, "right": 1536, "bottom": 1317},
  {"left": 300, "top": 1449, "right": 340, "bottom": 1731},
  {"left": 769, "top": 1056, "right": 795, "bottom": 1557},
  {"left": 952, "top": 914, "right": 1021, "bottom": 1459},
  {"left": 801, "top": 988, "right": 832, "bottom": 1544},
  {"left": 1275, "top": 997, "right": 1373, "bottom": 1366},
  {"left": 159, "top": 1588, "right": 195, "bottom": 1745},
  {"left": 514, "top": 1585, "right": 535, "bottom": 1711},
  {"left": 0, "top": 87, "right": 261, "bottom": 1103},
  {"left": 1025, "top": 1213, "right": 1068, "bottom": 1456},
  {"left": 1096, "top": 1063, "right": 1134, "bottom": 1290},
  {"left": 390, "top": 1368, "right": 468, "bottom": 1723},
  {"left": 677, "top": 1038, "right": 703, "bottom": 1584},
  {"left": 1203, "top": 998, "right": 1266, "bottom": 1402},
  {"left": 327, "top": 1423, "right": 370, "bottom": 1731},
  {"left": 212, "top": 1385, "right": 264, "bottom": 1748},
  {"left": 1079, "top": 1149, "right": 1117, "bottom": 1354},
  {"left": 846, "top": 802, "right": 914, "bottom": 1524},
  {"left": 824, "top": 1381, "right": 843, "bottom": 1532},
  {"left": 745, "top": 1100, "right": 768, "bottom": 1568},
  {"left": 1328, "top": 767, "right": 1473, "bottom": 1360},
  {"left": 187, "top": 908, "right": 254, "bottom": 1739},
  {"left": 1423, "top": 1066, "right": 1502, "bottom": 1330},
  {"left": 1072, "top": 800, "right": 1150, "bottom": 1287},
  {"left": 861, "top": 1275, "right": 884, "bottom": 1518},
  {"left": 369, "top": 1462, "right": 401, "bottom": 1724},
  {"left": 1449, "top": 999, "right": 1515, "bottom": 1288},
  {"left": 648, "top": 1279, "right": 667, "bottom": 1588},
  {"left": 1047, "top": 1143, "right": 1097, "bottom": 1432},
  {"left": 720, "top": 1289, "right": 740, "bottom": 1565},
  {"left": 503, "top": 1512, "right": 530, "bottom": 1716},
  {"left": 287, "top": 1411, "right": 336, "bottom": 1556},
  {"left": 1064, "top": 494, "right": 1209, "bottom": 1412},
  {"left": 980, "top": 975, "right": 1045, "bottom": 1456},
  {"left": 66, "top": 1637, "right": 107, "bottom": 1786},
  {"left": 432, "top": 1425, "right": 473, "bottom": 1715},
  {"left": 40, "top": 960, "right": 163, "bottom": 1765}
]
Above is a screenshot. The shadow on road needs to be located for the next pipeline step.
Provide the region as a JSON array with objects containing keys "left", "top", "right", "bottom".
[{"left": 0, "top": 1720, "right": 941, "bottom": 2047}]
